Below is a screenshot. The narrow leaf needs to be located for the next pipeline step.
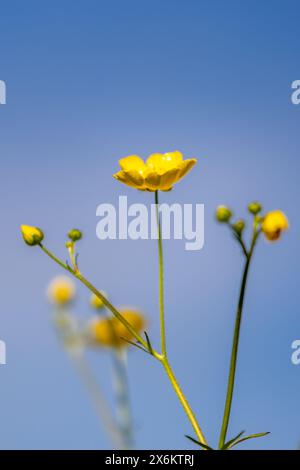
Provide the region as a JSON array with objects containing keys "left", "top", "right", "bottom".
[
  {"left": 228, "top": 432, "right": 270, "bottom": 449},
  {"left": 222, "top": 430, "right": 245, "bottom": 450},
  {"left": 119, "top": 337, "right": 149, "bottom": 354},
  {"left": 185, "top": 435, "right": 213, "bottom": 450},
  {"left": 144, "top": 331, "right": 154, "bottom": 355}
]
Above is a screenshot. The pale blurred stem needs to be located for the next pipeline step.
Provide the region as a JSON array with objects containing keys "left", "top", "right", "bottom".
[
  {"left": 154, "top": 191, "right": 208, "bottom": 447},
  {"left": 53, "top": 308, "right": 123, "bottom": 448},
  {"left": 39, "top": 244, "right": 152, "bottom": 355},
  {"left": 39, "top": 238, "right": 208, "bottom": 446},
  {"left": 218, "top": 228, "right": 260, "bottom": 449},
  {"left": 112, "top": 349, "right": 134, "bottom": 449},
  {"left": 71, "top": 352, "right": 124, "bottom": 449}
]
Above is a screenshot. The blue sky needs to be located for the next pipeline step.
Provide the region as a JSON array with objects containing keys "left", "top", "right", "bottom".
[{"left": 0, "top": 0, "right": 300, "bottom": 449}]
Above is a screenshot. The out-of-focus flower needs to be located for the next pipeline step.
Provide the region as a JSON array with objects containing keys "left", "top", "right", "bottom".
[
  {"left": 90, "top": 292, "right": 108, "bottom": 310},
  {"left": 89, "top": 309, "right": 146, "bottom": 348},
  {"left": 68, "top": 229, "right": 82, "bottom": 242},
  {"left": 233, "top": 219, "right": 245, "bottom": 236},
  {"left": 47, "top": 276, "right": 76, "bottom": 305},
  {"left": 248, "top": 202, "right": 262, "bottom": 215},
  {"left": 215, "top": 206, "right": 232, "bottom": 223},
  {"left": 261, "top": 210, "right": 289, "bottom": 241},
  {"left": 113, "top": 151, "right": 197, "bottom": 191},
  {"left": 20, "top": 225, "right": 44, "bottom": 246}
]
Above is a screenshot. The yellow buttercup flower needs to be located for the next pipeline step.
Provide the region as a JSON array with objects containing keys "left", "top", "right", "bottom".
[
  {"left": 47, "top": 276, "right": 76, "bottom": 305},
  {"left": 21, "top": 225, "right": 44, "bottom": 246},
  {"left": 113, "top": 151, "right": 197, "bottom": 191},
  {"left": 261, "top": 210, "right": 289, "bottom": 241},
  {"left": 89, "top": 309, "right": 146, "bottom": 348},
  {"left": 90, "top": 291, "right": 108, "bottom": 310}
]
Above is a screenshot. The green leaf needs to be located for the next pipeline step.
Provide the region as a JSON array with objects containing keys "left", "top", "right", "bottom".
[
  {"left": 185, "top": 435, "right": 214, "bottom": 450},
  {"left": 119, "top": 337, "right": 149, "bottom": 354},
  {"left": 222, "top": 430, "right": 245, "bottom": 450},
  {"left": 144, "top": 331, "right": 154, "bottom": 355},
  {"left": 228, "top": 432, "right": 270, "bottom": 449}
]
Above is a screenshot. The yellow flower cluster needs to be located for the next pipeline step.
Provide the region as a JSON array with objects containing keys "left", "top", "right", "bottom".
[
  {"left": 113, "top": 151, "right": 197, "bottom": 191},
  {"left": 89, "top": 310, "right": 146, "bottom": 348}
]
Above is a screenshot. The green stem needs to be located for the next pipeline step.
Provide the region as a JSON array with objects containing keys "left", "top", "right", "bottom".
[
  {"left": 218, "top": 230, "right": 259, "bottom": 449},
  {"left": 39, "top": 244, "right": 153, "bottom": 355},
  {"left": 162, "top": 357, "right": 208, "bottom": 446},
  {"left": 39, "top": 236, "right": 208, "bottom": 446},
  {"left": 154, "top": 191, "right": 207, "bottom": 446},
  {"left": 155, "top": 191, "right": 166, "bottom": 357}
]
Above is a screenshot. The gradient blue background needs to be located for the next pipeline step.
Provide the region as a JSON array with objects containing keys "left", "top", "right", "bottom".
[{"left": 0, "top": 0, "right": 299, "bottom": 449}]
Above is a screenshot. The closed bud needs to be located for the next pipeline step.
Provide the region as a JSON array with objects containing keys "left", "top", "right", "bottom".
[
  {"left": 215, "top": 205, "right": 232, "bottom": 223},
  {"left": 68, "top": 229, "right": 82, "bottom": 242},
  {"left": 233, "top": 219, "right": 245, "bottom": 236},
  {"left": 21, "top": 225, "right": 44, "bottom": 246},
  {"left": 248, "top": 201, "right": 262, "bottom": 215},
  {"left": 47, "top": 276, "right": 76, "bottom": 305}
]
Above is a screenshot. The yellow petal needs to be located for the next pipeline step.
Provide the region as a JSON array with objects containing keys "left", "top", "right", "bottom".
[
  {"left": 177, "top": 159, "right": 197, "bottom": 180},
  {"left": 113, "top": 170, "right": 141, "bottom": 189},
  {"left": 159, "top": 168, "right": 180, "bottom": 190},
  {"left": 124, "top": 169, "right": 145, "bottom": 187},
  {"left": 144, "top": 171, "right": 161, "bottom": 191},
  {"left": 146, "top": 151, "right": 183, "bottom": 173},
  {"left": 119, "top": 155, "right": 146, "bottom": 172}
]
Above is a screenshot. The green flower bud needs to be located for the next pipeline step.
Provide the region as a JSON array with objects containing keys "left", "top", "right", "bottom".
[
  {"left": 68, "top": 229, "right": 82, "bottom": 242},
  {"left": 215, "top": 205, "right": 232, "bottom": 223},
  {"left": 233, "top": 219, "right": 245, "bottom": 236},
  {"left": 248, "top": 202, "right": 262, "bottom": 215},
  {"left": 21, "top": 225, "right": 44, "bottom": 246}
]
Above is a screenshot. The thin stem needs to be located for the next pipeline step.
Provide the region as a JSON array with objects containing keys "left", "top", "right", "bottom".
[
  {"left": 154, "top": 191, "right": 207, "bottom": 446},
  {"left": 162, "top": 358, "right": 208, "bottom": 446},
  {"left": 72, "top": 353, "right": 124, "bottom": 449},
  {"left": 39, "top": 240, "right": 208, "bottom": 446},
  {"left": 218, "top": 229, "right": 259, "bottom": 449},
  {"left": 39, "top": 244, "right": 155, "bottom": 356},
  {"left": 112, "top": 349, "right": 134, "bottom": 449},
  {"left": 53, "top": 308, "right": 123, "bottom": 448},
  {"left": 155, "top": 191, "right": 166, "bottom": 357}
]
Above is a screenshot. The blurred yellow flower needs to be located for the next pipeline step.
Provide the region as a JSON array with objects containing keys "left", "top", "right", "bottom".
[
  {"left": 21, "top": 225, "right": 44, "bottom": 246},
  {"left": 90, "top": 291, "right": 108, "bottom": 310},
  {"left": 89, "top": 309, "right": 146, "bottom": 348},
  {"left": 113, "top": 151, "right": 197, "bottom": 191},
  {"left": 47, "top": 276, "right": 76, "bottom": 305},
  {"left": 262, "top": 210, "right": 289, "bottom": 241}
]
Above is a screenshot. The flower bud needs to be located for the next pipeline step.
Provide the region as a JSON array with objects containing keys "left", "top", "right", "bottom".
[
  {"left": 215, "top": 206, "right": 232, "bottom": 223},
  {"left": 68, "top": 229, "right": 82, "bottom": 242},
  {"left": 262, "top": 210, "right": 289, "bottom": 242},
  {"left": 248, "top": 202, "right": 262, "bottom": 215},
  {"left": 47, "top": 276, "right": 76, "bottom": 305},
  {"left": 21, "top": 225, "right": 44, "bottom": 246},
  {"left": 233, "top": 219, "right": 245, "bottom": 236},
  {"left": 90, "top": 292, "right": 108, "bottom": 310}
]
